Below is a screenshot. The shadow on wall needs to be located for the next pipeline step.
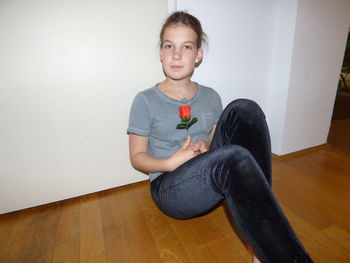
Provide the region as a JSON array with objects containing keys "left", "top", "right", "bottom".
[{"left": 332, "top": 29, "right": 350, "bottom": 120}]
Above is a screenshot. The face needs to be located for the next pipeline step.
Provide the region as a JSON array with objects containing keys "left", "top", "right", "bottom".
[{"left": 160, "top": 24, "right": 203, "bottom": 82}]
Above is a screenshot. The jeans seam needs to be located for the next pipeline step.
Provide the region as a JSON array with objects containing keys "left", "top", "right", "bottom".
[{"left": 157, "top": 170, "right": 206, "bottom": 193}]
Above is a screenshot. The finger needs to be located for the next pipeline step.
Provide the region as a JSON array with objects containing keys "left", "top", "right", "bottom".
[
  {"left": 193, "top": 144, "right": 200, "bottom": 151},
  {"left": 188, "top": 143, "right": 195, "bottom": 150},
  {"left": 181, "top": 135, "right": 191, "bottom": 149}
]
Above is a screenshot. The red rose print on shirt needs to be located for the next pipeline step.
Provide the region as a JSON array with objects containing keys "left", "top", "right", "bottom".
[{"left": 176, "top": 105, "right": 198, "bottom": 131}]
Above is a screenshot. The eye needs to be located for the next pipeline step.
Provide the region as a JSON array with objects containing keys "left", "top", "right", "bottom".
[
  {"left": 163, "top": 44, "right": 172, "bottom": 49},
  {"left": 184, "top": 45, "right": 193, "bottom": 50}
]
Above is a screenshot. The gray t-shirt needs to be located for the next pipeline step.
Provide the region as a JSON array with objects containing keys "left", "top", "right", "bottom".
[{"left": 127, "top": 84, "right": 223, "bottom": 181}]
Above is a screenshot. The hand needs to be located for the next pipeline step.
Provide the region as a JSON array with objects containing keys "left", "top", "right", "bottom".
[
  {"left": 191, "top": 139, "right": 210, "bottom": 154},
  {"left": 167, "top": 135, "right": 199, "bottom": 171}
]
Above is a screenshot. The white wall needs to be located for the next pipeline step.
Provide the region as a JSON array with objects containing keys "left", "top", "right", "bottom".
[
  {"left": 266, "top": 0, "right": 298, "bottom": 154},
  {"left": 0, "top": 0, "right": 167, "bottom": 214},
  {"left": 173, "top": 0, "right": 350, "bottom": 155},
  {"left": 174, "top": 0, "right": 290, "bottom": 151},
  {"left": 280, "top": 0, "right": 350, "bottom": 154},
  {"left": 175, "top": 0, "right": 277, "bottom": 108}
]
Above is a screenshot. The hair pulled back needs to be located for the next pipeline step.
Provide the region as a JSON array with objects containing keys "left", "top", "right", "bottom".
[{"left": 160, "top": 11, "right": 207, "bottom": 48}]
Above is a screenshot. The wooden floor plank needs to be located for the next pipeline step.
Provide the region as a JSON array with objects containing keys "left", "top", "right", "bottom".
[
  {"left": 208, "top": 205, "right": 252, "bottom": 262},
  {"left": 52, "top": 199, "right": 80, "bottom": 263},
  {"left": 272, "top": 160, "right": 334, "bottom": 230},
  {"left": 276, "top": 154, "right": 350, "bottom": 232},
  {"left": 168, "top": 217, "right": 222, "bottom": 263},
  {"left": 131, "top": 182, "right": 193, "bottom": 263},
  {"left": 0, "top": 212, "right": 20, "bottom": 258},
  {"left": 322, "top": 224, "right": 350, "bottom": 251},
  {"left": 80, "top": 194, "right": 107, "bottom": 263},
  {"left": 284, "top": 150, "right": 350, "bottom": 191},
  {"left": 117, "top": 184, "right": 162, "bottom": 263},
  {"left": 328, "top": 118, "right": 350, "bottom": 155},
  {"left": 98, "top": 189, "right": 134, "bottom": 263},
  {"left": 282, "top": 206, "right": 350, "bottom": 263},
  {"left": 0, "top": 209, "right": 42, "bottom": 262},
  {"left": 19, "top": 203, "right": 60, "bottom": 263}
]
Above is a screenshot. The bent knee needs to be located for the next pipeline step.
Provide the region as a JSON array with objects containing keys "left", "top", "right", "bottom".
[
  {"left": 224, "top": 99, "right": 265, "bottom": 123},
  {"left": 227, "top": 98, "right": 261, "bottom": 111},
  {"left": 218, "top": 145, "right": 254, "bottom": 164},
  {"left": 212, "top": 145, "right": 267, "bottom": 186}
]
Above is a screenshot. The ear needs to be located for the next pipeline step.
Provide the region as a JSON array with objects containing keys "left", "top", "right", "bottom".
[{"left": 195, "top": 48, "right": 203, "bottom": 64}]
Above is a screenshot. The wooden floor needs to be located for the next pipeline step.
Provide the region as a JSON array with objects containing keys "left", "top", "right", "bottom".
[{"left": 1, "top": 120, "right": 350, "bottom": 263}]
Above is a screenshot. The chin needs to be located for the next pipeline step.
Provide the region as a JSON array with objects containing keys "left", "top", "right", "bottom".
[
  {"left": 163, "top": 70, "right": 194, "bottom": 81},
  {"left": 167, "top": 75, "right": 192, "bottom": 81}
]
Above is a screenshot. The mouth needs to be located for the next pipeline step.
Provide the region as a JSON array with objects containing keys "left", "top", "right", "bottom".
[{"left": 171, "top": 65, "right": 184, "bottom": 70}]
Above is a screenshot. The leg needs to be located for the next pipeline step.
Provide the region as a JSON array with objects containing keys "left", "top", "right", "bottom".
[
  {"left": 151, "top": 146, "right": 313, "bottom": 262},
  {"left": 150, "top": 150, "right": 224, "bottom": 220},
  {"left": 218, "top": 146, "right": 313, "bottom": 263},
  {"left": 211, "top": 99, "right": 272, "bottom": 185},
  {"left": 210, "top": 100, "right": 312, "bottom": 262}
]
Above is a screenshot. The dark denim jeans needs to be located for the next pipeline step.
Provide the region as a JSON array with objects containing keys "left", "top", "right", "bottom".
[{"left": 151, "top": 99, "right": 313, "bottom": 263}]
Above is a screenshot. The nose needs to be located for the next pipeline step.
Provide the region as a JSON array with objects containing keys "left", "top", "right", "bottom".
[{"left": 172, "top": 48, "right": 182, "bottom": 60}]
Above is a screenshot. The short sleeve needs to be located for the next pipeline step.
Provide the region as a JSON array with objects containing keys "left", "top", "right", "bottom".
[
  {"left": 127, "top": 93, "right": 151, "bottom": 136},
  {"left": 212, "top": 90, "right": 223, "bottom": 123}
]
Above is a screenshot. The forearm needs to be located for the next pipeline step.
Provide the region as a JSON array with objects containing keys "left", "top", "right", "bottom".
[
  {"left": 129, "top": 134, "right": 203, "bottom": 174},
  {"left": 130, "top": 152, "right": 171, "bottom": 174}
]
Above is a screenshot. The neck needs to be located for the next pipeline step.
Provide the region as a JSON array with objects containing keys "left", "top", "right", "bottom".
[
  {"left": 162, "top": 78, "right": 194, "bottom": 91},
  {"left": 157, "top": 78, "right": 197, "bottom": 102}
]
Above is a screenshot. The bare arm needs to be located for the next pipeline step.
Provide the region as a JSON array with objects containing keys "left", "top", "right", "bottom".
[{"left": 129, "top": 133, "right": 199, "bottom": 173}]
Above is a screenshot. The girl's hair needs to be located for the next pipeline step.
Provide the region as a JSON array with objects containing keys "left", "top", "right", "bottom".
[{"left": 160, "top": 11, "right": 207, "bottom": 48}]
